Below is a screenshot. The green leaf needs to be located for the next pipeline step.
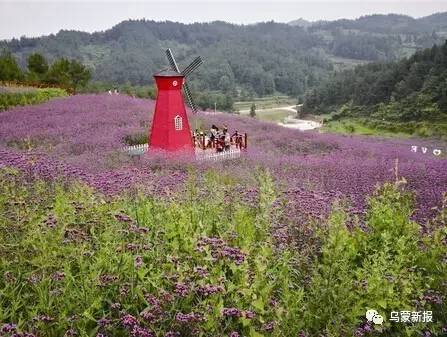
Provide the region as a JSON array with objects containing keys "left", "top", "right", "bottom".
[
  {"left": 249, "top": 327, "right": 265, "bottom": 337},
  {"left": 377, "top": 299, "right": 387, "bottom": 309},
  {"left": 252, "top": 297, "right": 265, "bottom": 312}
]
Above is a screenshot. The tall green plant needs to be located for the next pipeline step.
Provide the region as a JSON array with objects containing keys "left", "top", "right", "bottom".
[{"left": 301, "top": 183, "right": 446, "bottom": 336}]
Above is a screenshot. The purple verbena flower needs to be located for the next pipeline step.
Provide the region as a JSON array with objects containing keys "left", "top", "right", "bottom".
[
  {"left": 120, "top": 314, "right": 138, "bottom": 328},
  {"left": 3, "top": 271, "right": 16, "bottom": 283},
  {"left": 98, "top": 274, "right": 118, "bottom": 286},
  {"left": 243, "top": 310, "right": 255, "bottom": 319},
  {"left": 51, "top": 271, "right": 65, "bottom": 281},
  {"left": 164, "top": 331, "right": 180, "bottom": 337},
  {"left": 33, "top": 314, "right": 54, "bottom": 323},
  {"left": 134, "top": 255, "right": 143, "bottom": 269},
  {"left": 130, "top": 325, "right": 154, "bottom": 337},
  {"left": 194, "top": 266, "right": 209, "bottom": 278},
  {"left": 1, "top": 323, "right": 17, "bottom": 333},
  {"left": 174, "top": 282, "right": 190, "bottom": 297},
  {"left": 115, "top": 213, "right": 133, "bottom": 223},
  {"left": 221, "top": 307, "right": 242, "bottom": 318},
  {"left": 111, "top": 302, "right": 121, "bottom": 310},
  {"left": 175, "top": 312, "right": 202, "bottom": 323},
  {"left": 97, "top": 318, "right": 111, "bottom": 327},
  {"left": 64, "top": 328, "right": 78, "bottom": 336},
  {"left": 197, "top": 284, "right": 224, "bottom": 296},
  {"left": 263, "top": 321, "right": 275, "bottom": 332}
]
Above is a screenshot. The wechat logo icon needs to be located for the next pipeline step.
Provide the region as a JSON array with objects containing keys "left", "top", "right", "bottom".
[{"left": 366, "top": 309, "right": 384, "bottom": 325}]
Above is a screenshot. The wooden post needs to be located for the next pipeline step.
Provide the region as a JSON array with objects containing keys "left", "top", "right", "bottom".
[{"left": 244, "top": 133, "right": 247, "bottom": 149}]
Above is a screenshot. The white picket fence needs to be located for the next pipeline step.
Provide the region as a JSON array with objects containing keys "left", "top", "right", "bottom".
[
  {"left": 124, "top": 144, "right": 148, "bottom": 156},
  {"left": 123, "top": 144, "right": 241, "bottom": 162},
  {"left": 195, "top": 149, "right": 241, "bottom": 162}
]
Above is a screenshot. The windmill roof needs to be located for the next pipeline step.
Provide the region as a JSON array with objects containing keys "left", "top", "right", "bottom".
[{"left": 154, "top": 69, "right": 183, "bottom": 77}]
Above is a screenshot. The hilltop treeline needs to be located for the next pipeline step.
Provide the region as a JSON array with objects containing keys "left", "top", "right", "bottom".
[
  {"left": 0, "top": 21, "right": 332, "bottom": 97},
  {"left": 1, "top": 14, "right": 447, "bottom": 97},
  {"left": 304, "top": 41, "right": 447, "bottom": 125},
  {"left": 0, "top": 51, "right": 91, "bottom": 92},
  {"left": 308, "top": 13, "right": 447, "bottom": 35}
]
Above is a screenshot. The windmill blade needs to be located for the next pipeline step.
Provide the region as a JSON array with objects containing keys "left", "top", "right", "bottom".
[
  {"left": 181, "top": 56, "right": 203, "bottom": 77},
  {"left": 166, "top": 48, "right": 200, "bottom": 113},
  {"left": 183, "top": 82, "right": 198, "bottom": 113},
  {"left": 165, "top": 48, "right": 180, "bottom": 72}
]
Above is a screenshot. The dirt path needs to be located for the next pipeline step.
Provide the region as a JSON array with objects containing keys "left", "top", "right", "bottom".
[{"left": 278, "top": 118, "right": 322, "bottom": 130}]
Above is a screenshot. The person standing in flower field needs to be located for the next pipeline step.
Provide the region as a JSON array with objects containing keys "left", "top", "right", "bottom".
[{"left": 223, "top": 127, "right": 231, "bottom": 151}]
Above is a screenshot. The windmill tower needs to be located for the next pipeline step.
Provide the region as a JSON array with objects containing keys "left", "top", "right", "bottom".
[{"left": 149, "top": 49, "right": 203, "bottom": 152}]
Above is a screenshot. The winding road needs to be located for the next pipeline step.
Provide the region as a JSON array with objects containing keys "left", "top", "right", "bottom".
[{"left": 239, "top": 105, "right": 322, "bottom": 131}]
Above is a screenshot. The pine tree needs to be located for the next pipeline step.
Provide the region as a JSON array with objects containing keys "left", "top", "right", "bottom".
[
  {"left": 27, "top": 53, "right": 48, "bottom": 76},
  {"left": 249, "top": 103, "right": 256, "bottom": 117},
  {"left": 0, "top": 51, "right": 23, "bottom": 81}
]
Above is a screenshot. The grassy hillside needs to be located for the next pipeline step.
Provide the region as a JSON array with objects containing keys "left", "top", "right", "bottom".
[{"left": 304, "top": 41, "right": 447, "bottom": 137}]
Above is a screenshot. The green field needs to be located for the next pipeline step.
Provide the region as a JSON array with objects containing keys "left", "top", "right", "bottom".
[
  {"left": 234, "top": 96, "right": 297, "bottom": 122},
  {"left": 327, "top": 55, "right": 370, "bottom": 71},
  {"left": 253, "top": 109, "right": 292, "bottom": 122},
  {"left": 234, "top": 96, "right": 296, "bottom": 111},
  {"left": 0, "top": 86, "right": 68, "bottom": 111},
  {"left": 323, "top": 118, "right": 447, "bottom": 139}
]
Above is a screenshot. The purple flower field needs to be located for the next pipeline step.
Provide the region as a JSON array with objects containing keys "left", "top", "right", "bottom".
[{"left": 0, "top": 94, "right": 446, "bottom": 223}]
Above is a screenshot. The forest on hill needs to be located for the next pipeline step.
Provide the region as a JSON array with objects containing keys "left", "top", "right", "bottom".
[
  {"left": 306, "top": 12, "right": 447, "bottom": 35},
  {"left": 1, "top": 13, "right": 447, "bottom": 98},
  {"left": 304, "top": 41, "right": 447, "bottom": 136}
]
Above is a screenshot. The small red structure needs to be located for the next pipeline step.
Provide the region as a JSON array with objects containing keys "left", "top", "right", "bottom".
[
  {"left": 146, "top": 49, "right": 248, "bottom": 160},
  {"left": 149, "top": 70, "right": 194, "bottom": 152}
]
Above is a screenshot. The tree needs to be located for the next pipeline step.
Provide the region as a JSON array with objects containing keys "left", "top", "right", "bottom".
[
  {"left": 224, "top": 93, "right": 234, "bottom": 112},
  {"left": 45, "top": 58, "right": 91, "bottom": 92},
  {"left": 296, "top": 105, "right": 303, "bottom": 118},
  {"left": 27, "top": 53, "right": 48, "bottom": 76},
  {"left": 218, "top": 75, "right": 232, "bottom": 93},
  {"left": 0, "top": 51, "right": 23, "bottom": 81},
  {"left": 249, "top": 103, "right": 256, "bottom": 117},
  {"left": 45, "top": 58, "right": 71, "bottom": 87},
  {"left": 68, "top": 59, "right": 91, "bottom": 92}
]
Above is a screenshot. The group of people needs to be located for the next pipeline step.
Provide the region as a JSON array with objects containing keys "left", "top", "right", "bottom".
[
  {"left": 108, "top": 88, "right": 119, "bottom": 95},
  {"left": 193, "top": 125, "right": 244, "bottom": 152}
]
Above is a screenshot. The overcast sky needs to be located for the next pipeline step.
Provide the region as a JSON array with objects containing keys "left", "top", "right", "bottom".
[{"left": 1, "top": 1, "right": 447, "bottom": 40}]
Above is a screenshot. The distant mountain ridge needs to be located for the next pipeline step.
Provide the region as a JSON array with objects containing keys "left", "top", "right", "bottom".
[
  {"left": 287, "top": 18, "right": 313, "bottom": 28},
  {"left": 1, "top": 12, "right": 447, "bottom": 97},
  {"left": 290, "top": 12, "right": 447, "bottom": 33}
]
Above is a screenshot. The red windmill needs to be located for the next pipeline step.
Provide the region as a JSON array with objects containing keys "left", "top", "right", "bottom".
[{"left": 149, "top": 49, "right": 203, "bottom": 152}]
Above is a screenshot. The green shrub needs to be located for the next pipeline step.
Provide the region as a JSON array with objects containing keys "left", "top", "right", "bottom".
[
  {"left": 123, "top": 132, "right": 148, "bottom": 146},
  {"left": 345, "top": 123, "right": 356, "bottom": 133},
  {"left": 301, "top": 183, "right": 446, "bottom": 336},
  {"left": 0, "top": 88, "right": 68, "bottom": 111}
]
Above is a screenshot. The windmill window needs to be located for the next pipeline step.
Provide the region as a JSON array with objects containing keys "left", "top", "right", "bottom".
[{"left": 174, "top": 115, "right": 183, "bottom": 131}]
